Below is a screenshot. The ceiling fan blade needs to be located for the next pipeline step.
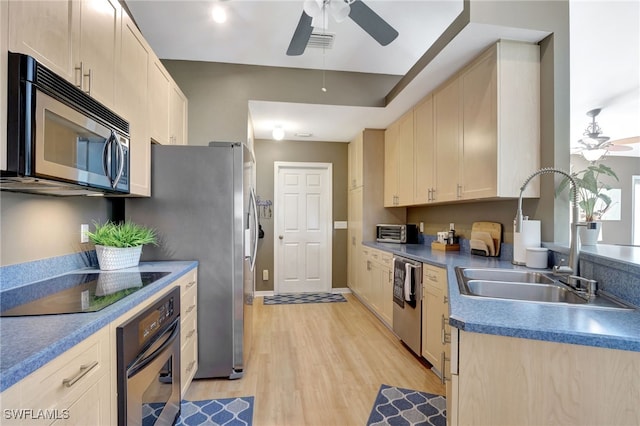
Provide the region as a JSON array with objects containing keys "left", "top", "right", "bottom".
[
  {"left": 611, "top": 136, "right": 640, "bottom": 145},
  {"left": 606, "top": 144, "right": 634, "bottom": 152},
  {"left": 348, "top": 0, "right": 398, "bottom": 46},
  {"left": 287, "top": 11, "right": 314, "bottom": 56}
]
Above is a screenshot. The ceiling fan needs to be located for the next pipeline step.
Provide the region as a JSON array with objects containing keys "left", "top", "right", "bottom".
[
  {"left": 286, "top": 0, "right": 399, "bottom": 56},
  {"left": 572, "top": 108, "right": 635, "bottom": 162}
]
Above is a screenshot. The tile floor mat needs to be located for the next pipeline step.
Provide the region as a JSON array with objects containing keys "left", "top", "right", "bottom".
[
  {"left": 263, "top": 292, "right": 347, "bottom": 305},
  {"left": 367, "top": 384, "right": 446, "bottom": 426},
  {"left": 142, "top": 397, "right": 254, "bottom": 426}
]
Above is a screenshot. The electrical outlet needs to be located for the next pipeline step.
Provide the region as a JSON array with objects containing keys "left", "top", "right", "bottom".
[
  {"left": 80, "top": 224, "right": 89, "bottom": 243},
  {"left": 262, "top": 269, "right": 269, "bottom": 281},
  {"left": 419, "top": 222, "right": 424, "bottom": 233}
]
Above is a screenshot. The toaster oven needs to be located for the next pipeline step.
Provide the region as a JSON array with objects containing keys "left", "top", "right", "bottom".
[{"left": 376, "top": 224, "right": 419, "bottom": 244}]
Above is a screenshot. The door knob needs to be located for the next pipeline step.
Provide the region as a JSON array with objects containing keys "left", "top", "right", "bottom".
[{"left": 279, "top": 235, "right": 283, "bottom": 240}]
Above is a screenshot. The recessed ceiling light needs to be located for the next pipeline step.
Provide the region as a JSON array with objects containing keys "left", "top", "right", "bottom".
[{"left": 211, "top": 6, "right": 227, "bottom": 24}]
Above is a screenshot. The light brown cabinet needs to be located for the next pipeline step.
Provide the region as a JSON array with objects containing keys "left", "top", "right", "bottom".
[
  {"left": 0, "top": 327, "right": 112, "bottom": 426},
  {"left": 8, "top": 0, "right": 120, "bottom": 109},
  {"left": 384, "top": 111, "right": 414, "bottom": 207},
  {"left": 347, "top": 129, "right": 405, "bottom": 303},
  {"left": 149, "top": 55, "right": 188, "bottom": 146},
  {"left": 359, "top": 247, "right": 393, "bottom": 327},
  {"left": 413, "top": 94, "right": 435, "bottom": 204},
  {"left": 385, "top": 40, "right": 540, "bottom": 206},
  {"left": 450, "top": 330, "right": 640, "bottom": 425},
  {"left": 347, "top": 131, "right": 363, "bottom": 189},
  {"left": 421, "top": 265, "right": 450, "bottom": 370},
  {"left": 115, "top": 12, "right": 151, "bottom": 196},
  {"left": 178, "top": 269, "right": 198, "bottom": 397}
]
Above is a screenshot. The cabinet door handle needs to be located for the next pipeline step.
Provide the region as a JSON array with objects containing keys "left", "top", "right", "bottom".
[
  {"left": 441, "top": 314, "right": 451, "bottom": 344},
  {"left": 443, "top": 295, "right": 448, "bottom": 304},
  {"left": 186, "top": 304, "right": 196, "bottom": 314},
  {"left": 440, "top": 351, "right": 451, "bottom": 385},
  {"left": 456, "top": 184, "right": 462, "bottom": 199},
  {"left": 84, "top": 68, "right": 92, "bottom": 95},
  {"left": 432, "top": 188, "right": 436, "bottom": 201},
  {"left": 187, "top": 329, "right": 196, "bottom": 339},
  {"left": 62, "top": 361, "right": 99, "bottom": 388},
  {"left": 186, "top": 280, "right": 196, "bottom": 289},
  {"left": 186, "top": 360, "right": 196, "bottom": 373},
  {"left": 74, "top": 62, "right": 84, "bottom": 89}
]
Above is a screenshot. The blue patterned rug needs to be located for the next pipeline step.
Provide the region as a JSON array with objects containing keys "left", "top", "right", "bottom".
[
  {"left": 263, "top": 292, "right": 347, "bottom": 305},
  {"left": 367, "top": 385, "right": 446, "bottom": 426},
  {"left": 143, "top": 397, "right": 254, "bottom": 426}
]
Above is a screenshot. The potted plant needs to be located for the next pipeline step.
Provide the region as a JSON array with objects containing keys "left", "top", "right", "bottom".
[
  {"left": 555, "top": 162, "right": 619, "bottom": 245},
  {"left": 88, "top": 220, "right": 157, "bottom": 270}
]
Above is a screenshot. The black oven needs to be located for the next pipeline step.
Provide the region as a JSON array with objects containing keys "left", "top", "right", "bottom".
[
  {"left": 117, "top": 287, "right": 181, "bottom": 426},
  {"left": 3, "top": 52, "right": 130, "bottom": 195}
]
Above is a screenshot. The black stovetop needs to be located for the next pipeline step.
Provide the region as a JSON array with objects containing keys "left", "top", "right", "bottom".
[{"left": 0, "top": 271, "right": 170, "bottom": 317}]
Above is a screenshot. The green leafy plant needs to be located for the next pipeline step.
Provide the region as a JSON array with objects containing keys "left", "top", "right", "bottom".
[
  {"left": 87, "top": 220, "right": 157, "bottom": 248},
  {"left": 555, "top": 162, "right": 619, "bottom": 222}
]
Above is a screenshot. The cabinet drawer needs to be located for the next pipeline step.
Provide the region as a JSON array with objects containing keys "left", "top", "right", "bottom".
[
  {"left": 19, "top": 327, "right": 110, "bottom": 414},
  {"left": 380, "top": 253, "right": 393, "bottom": 268},
  {"left": 180, "top": 330, "right": 198, "bottom": 397},
  {"left": 423, "top": 265, "right": 447, "bottom": 291},
  {"left": 180, "top": 310, "right": 197, "bottom": 349}
]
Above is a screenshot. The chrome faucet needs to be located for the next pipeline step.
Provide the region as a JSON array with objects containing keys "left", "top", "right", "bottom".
[{"left": 515, "top": 167, "right": 596, "bottom": 283}]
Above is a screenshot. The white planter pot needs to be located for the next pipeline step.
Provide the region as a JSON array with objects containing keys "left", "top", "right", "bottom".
[
  {"left": 95, "top": 245, "right": 142, "bottom": 270},
  {"left": 579, "top": 222, "right": 601, "bottom": 246}
]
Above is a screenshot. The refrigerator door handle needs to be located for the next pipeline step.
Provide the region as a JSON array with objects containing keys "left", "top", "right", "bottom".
[{"left": 249, "top": 187, "right": 259, "bottom": 271}]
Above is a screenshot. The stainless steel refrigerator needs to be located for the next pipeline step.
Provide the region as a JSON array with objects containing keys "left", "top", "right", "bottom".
[{"left": 126, "top": 142, "right": 257, "bottom": 379}]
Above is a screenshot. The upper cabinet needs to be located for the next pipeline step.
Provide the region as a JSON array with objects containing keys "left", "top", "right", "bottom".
[
  {"left": 383, "top": 121, "right": 399, "bottom": 206},
  {"left": 149, "top": 54, "right": 188, "bottom": 145},
  {"left": 115, "top": 12, "right": 151, "bottom": 196},
  {"left": 170, "top": 84, "right": 188, "bottom": 145},
  {"left": 348, "top": 131, "right": 363, "bottom": 190},
  {"left": 384, "top": 110, "right": 414, "bottom": 207},
  {"left": 8, "top": 0, "right": 120, "bottom": 109},
  {"left": 385, "top": 40, "right": 540, "bottom": 207}
]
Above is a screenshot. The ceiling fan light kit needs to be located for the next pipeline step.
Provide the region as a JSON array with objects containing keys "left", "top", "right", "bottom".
[{"left": 574, "top": 108, "right": 633, "bottom": 162}]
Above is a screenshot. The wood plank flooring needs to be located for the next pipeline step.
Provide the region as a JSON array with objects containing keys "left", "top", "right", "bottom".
[{"left": 185, "top": 293, "right": 445, "bottom": 426}]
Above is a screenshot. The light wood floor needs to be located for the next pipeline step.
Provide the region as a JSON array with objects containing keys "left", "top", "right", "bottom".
[{"left": 185, "top": 293, "right": 445, "bottom": 426}]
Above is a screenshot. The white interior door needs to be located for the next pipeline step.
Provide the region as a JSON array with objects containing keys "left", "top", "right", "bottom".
[{"left": 274, "top": 162, "right": 332, "bottom": 294}]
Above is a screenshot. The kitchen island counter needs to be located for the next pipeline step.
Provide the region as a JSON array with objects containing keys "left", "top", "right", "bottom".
[
  {"left": 366, "top": 242, "right": 640, "bottom": 353},
  {"left": 0, "top": 261, "right": 197, "bottom": 392}
]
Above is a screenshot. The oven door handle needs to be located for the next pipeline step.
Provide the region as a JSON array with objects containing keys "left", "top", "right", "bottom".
[{"left": 128, "top": 318, "right": 180, "bottom": 378}]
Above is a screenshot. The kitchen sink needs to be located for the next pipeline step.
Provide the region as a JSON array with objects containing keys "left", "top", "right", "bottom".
[
  {"left": 455, "top": 267, "right": 635, "bottom": 310},
  {"left": 461, "top": 268, "right": 555, "bottom": 284}
]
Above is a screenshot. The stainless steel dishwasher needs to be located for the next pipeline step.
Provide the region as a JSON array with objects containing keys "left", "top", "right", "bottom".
[{"left": 392, "top": 256, "right": 422, "bottom": 356}]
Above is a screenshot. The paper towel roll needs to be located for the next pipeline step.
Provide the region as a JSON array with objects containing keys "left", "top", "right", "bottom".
[{"left": 513, "top": 220, "right": 541, "bottom": 265}]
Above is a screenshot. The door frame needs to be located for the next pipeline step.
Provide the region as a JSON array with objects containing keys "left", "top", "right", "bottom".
[{"left": 273, "top": 161, "right": 333, "bottom": 294}]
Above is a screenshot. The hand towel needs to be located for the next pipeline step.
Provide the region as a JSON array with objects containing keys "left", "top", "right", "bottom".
[{"left": 404, "top": 262, "right": 412, "bottom": 302}]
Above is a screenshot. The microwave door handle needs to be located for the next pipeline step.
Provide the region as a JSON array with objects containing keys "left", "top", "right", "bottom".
[
  {"left": 102, "top": 131, "right": 115, "bottom": 183},
  {"left": 111, "top": 135, "right": 125, "bottom": 189}
]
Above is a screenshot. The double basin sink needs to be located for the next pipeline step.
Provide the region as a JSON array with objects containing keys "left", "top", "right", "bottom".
[{"left": 455, "top": 267, "right": 635, "bottom": 310}]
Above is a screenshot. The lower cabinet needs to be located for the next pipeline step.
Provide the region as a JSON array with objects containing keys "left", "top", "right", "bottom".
[
  {"left": 356, "top": 247, "right": 393, "bottom": 328},
  {"left": 0, "top": 327, "right": 112, "bottom": 426},
  {"left": 178, "top": 269, "right": 198, "bottom": 397},
  {"left": 450, "top": 330, "right": 640, "bottom": 425},
  {"left": 421, "top": 264, "right": 449, "bottom": 372}
]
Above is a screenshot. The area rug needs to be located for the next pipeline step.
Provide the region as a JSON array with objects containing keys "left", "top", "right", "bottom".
[
  {"left": 367, "top": 384, "right": 446, "bottom": 426},
  {"left": 143, "top": 397, "right": 254, "bottom": 426},
  {"left": 263, "top": 292, "right": 347, "bottom": 305}
]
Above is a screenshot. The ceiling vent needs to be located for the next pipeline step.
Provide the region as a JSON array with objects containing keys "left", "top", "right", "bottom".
[{"left": 307, "top": 32, "right": 335, "bottom": 49}]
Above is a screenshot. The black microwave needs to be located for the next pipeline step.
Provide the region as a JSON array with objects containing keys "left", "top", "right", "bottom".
[{"left": 2, "top": 52, "right": 130, "bottom": 195}]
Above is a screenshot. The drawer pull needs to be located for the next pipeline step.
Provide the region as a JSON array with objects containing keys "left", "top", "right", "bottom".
[
  {"left": 441, "top": 315, "right": 451, "bottom": 344},
  {"left": 440, "top": 351, "right": 451, "bottom": 385},
  {"left": 443, "top": 295, "right": 448, "bottom": 304},
  {"left": 62, "top": 361, "right": 99, "bottom": 388},
  {"left": 186, "top": 305, "right": 196, "bottom": 314},
  {"left": 186, "top": 360, "right": 196, "bottom": 373},
  {"left": 186, "top": 280, "right": 196, "bottom": 289},
  {"left": 187, "top": 329, "right": 196, "bottom": 339}
]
